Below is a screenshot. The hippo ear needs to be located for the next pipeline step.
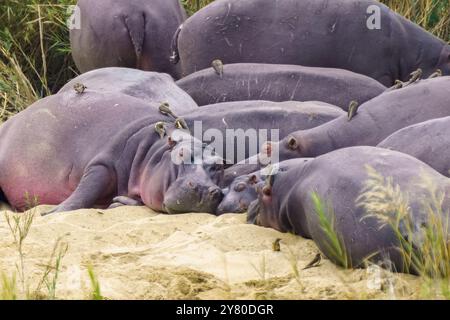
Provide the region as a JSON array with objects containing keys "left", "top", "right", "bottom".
[
  {"left": 248, "top": 174, "right": 259, "bottom": 185},
  {"left": 287, "top": 136, "right": 299, "bottom": 150},
  {"left": 154, "top": 122, "right": 166, "bottom": 139},
  {"left": 262, "top": 185, "right": 272, "bottom": 197}
]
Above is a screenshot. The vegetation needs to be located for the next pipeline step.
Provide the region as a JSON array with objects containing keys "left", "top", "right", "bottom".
[{"left": 312, "top": 167, "right": 450, "bottom": 299}]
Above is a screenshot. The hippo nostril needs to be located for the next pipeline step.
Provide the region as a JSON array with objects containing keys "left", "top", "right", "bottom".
[{"left": 239, "top": 202, "right": 248, "bottom": 211}]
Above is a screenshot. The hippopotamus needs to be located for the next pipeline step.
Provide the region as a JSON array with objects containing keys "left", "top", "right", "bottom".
[
  {"left": 378, "top": 116, "right": 450, "bottom": 178},
  {"left": 172, "top": 0, "right": 450, "bottom": 86},
  {"left": 0, "top": 91, "right": 223, "bottom": 214},
  {"left": 245, "top": 77, "right": 450, "bottom": 171},
  {"left": 59, "top": 67, "right": 198, "bottom": 114},
  {"left": 70, "top": 0, "right": 187, "bottom": 78},
  {"left": 247, "top": 146, "right": 450, "bottom": 273},
  {"left": 217, "top": 158, "right": 311, "bottom": 214},
  {"left": 180, "top": 100, "right": 344, "bottom": 165},
  {"left": 176, "top": 63, "right": 387, "bottom": 110}
]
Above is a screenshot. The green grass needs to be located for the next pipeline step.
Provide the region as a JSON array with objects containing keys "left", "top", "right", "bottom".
[{"left": 311, "top": 192, "right": 350, "bottom": 269}]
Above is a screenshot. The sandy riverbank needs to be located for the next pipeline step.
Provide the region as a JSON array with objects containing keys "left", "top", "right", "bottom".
[{"left": 0, "top": 205, "right": 420, "bottom": 299}]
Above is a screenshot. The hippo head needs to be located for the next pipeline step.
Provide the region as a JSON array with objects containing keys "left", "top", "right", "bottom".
[
  {"left": 258, "top": 135, "right": 307, "bottom": 166},
  {"left": 163, "top": 164, "right": 224, "bottom": 214},
  {"left": 140, "top": 124, "right": 224, "bottom": 214},
  {"left": 437, "top": 45, "right": 450, "bottom": 76},
  {"left": 161, "top": 129, "right": 224, "bottom": 214},
  {"left": 247, "top": 172, "right": 281, "bottom": 229},
  {"left": 216, "top": 173, "right": 262, "bottom": 214}
]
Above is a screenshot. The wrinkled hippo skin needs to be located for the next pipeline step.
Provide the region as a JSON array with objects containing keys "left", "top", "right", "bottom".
[
  {"left": 174, "top": 0, "right": 450, "bottom": 86},
  {"left": 176, "top": 63, "right": 387, "bottom": 110},
  {"left": 248, "top": 146, "right": 450, "bottom": 273}
]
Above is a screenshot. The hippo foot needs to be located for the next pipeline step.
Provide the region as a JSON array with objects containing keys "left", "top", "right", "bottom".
[
  {"left": 107, "top": 196, "right": 144, "bottom": 209},
  {"left": 41, "top": 204, "right": 78, "bottom": 216}
]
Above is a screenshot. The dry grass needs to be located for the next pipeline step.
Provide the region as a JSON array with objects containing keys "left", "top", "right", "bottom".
[{"left": 356, "top": 167, "right": 450, "bottom": 299}]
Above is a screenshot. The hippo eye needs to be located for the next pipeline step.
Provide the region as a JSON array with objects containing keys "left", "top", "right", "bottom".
[
  {"left": 234, "top": 183, "right": 246, "bottom": 192},
  {"left": 287, "top": 137, "right": 298, "bottom": 150},
  {"left": 248, "top": 174, "right": 258, "bottom": 185},
  {"left": 262, "top": 186, "right": 272, "bottom": 197}
]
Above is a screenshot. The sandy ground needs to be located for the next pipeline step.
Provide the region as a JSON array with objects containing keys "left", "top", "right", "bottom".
[{"left": 0, "top": 205, "right": 421, "bottom": 300}]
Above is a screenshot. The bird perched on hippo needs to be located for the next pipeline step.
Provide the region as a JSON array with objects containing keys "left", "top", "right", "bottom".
[
  {"left": 70, "top": 0, "right": 187, "bottom": 78},
  {"left": 247, "top": 146, "right": 450, "bottom": 273},
  {"left": 173, "top": 0, "right": 450, "bottom": 86},
  {"left": 59, "top": 67, "right": 198, "bottom": 114},
  {"left": 243, "top": 76, "right": 450, "bottom": 174},
  {"left": 0, "top": 91, "right": 223, "bottom": 214},
  {"left": 176, "top": 63, "right": 387, "bottom": 111},
  {"left": 378, "top": 116, "right": 450, "bottom": 178}
]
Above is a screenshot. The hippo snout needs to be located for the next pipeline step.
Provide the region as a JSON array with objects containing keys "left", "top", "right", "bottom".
[{"left": 216, "top": 200, "right": 247, "bottom": 215}]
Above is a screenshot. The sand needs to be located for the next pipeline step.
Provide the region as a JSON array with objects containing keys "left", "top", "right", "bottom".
[{"left": 0, "top": 205, "right": 421, "bottom": 300}]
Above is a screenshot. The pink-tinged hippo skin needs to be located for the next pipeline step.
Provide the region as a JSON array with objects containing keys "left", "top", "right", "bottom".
[
  {"left": 173, "top": 0, "right": 450, "bottom": 86},
  {"left": 0, "top": 91, "right": 222, "bottom": 213},
  {"left": 255, "top": 77, "right": 450, "bottom": 165},
  {"left": 70, "top": 0, "right": 187, "bottom": 78},
  {"left": 176, "top": 63, "right": 387, "bottom": 110},
  {"left": 247, "top": 146, "right": 450, "bottom": 273},
  {"left": 217, "top": 158, "right": 312, "bottom": 215},
  {"left": 181, "top": 100, "right": 344, "bottom": 166},
  {"left": 59, "top": 68, "right": 198, "bottom": 114},
  {"left": 378, "top": 116, "right": 450, "bottom": 178}
]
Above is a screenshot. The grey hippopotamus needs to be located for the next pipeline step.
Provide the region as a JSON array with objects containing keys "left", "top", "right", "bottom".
[
  {"left": 378, "top": 116, "right": 450, "bottom": 178},
  {"left": 176, "top": 63, "right": 387, "bottom": 110},
  {"left": 173, "top": 0, "right": 450, "bottom": 86},
  {"left": 247, "top": 146, "right": 450, "bottom": 273},
  {"left": 0, "top": 91, "right": 223, "bottom": 214},
  {"left": 59, "top": 67, "right": 198, "bottom": 114},
  {"left": 251, "top": 77, "right": 450, "bottom": 169},
  {"left": 217, "top": 158, "right": 311, "bottom": 214},
  {"left": 70, "top": 0, "right": 186, "bottom": 78},
  {"left": 180, "top": 100, "right": 344, "bottom": 165}
]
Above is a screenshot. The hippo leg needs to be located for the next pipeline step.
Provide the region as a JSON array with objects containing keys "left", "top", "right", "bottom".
[
  {"left": 43, "top": 165, "right": 113, "bottom": 214},
  {"left": 108, "top": 196, "right": 144, "bottom": 209}
]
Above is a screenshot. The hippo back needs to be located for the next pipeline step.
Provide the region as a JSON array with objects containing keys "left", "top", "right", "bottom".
[
  {"left": 378, "top": 116, "right": 450, "bottom": 178},
  {"left": 176, "top": 63, "right": 387, "bottom": 110},
  {"left": 60, "top": 67, "right": 198, "bottom": 114}
]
